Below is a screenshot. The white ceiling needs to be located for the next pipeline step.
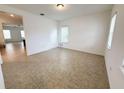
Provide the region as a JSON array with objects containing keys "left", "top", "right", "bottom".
[
  {"left": 7, "top": 4, "right": 113, "bottom": 21},
  {"left": 0, "top": 11, "right": 23, "bottom": 25}
]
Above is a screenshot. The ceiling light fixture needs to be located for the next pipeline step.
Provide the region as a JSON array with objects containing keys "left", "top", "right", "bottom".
[
  {"left": 57, "top": 4, "right": 64, "bottom": 9},
  {"left": 10, "top": 14, "right": 14, "bottom": 17}
]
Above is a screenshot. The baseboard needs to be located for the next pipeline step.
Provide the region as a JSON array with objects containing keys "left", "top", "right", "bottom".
[
  {"left": 60, "top": 46, "right": 104, "bottom": 56},
  {"left": 27, "top": 45, "right": 58, "bottom": 56}
]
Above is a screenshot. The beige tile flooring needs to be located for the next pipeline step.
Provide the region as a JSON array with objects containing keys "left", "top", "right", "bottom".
[{"left": 1, "top": 42, "right": 109, "bottom": 89}]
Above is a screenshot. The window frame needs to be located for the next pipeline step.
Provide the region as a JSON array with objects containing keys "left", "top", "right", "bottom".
[
  {"left": 60, "top": 26, "right": 69, "bottom": 43},
  {"left": 107, "top": 12, "right": 117, "bottom": 49},
  {"left": 21, "top": 30, "right": 25, "bottom": 39},
  {"left": 3, "top": 29, "right": 11, "bottom": 39}
]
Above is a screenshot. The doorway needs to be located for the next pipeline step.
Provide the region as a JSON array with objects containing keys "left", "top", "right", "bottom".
[{"left": 0, "top": 11, "right": 27, "bottom": 63}]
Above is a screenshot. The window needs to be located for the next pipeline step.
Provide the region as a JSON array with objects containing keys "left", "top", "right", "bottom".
[
  {"left": 21, "top": 30, "right": 25, "bottom": 38},
  {"left": 61, "top": 26, "right": 69, "bottom": 43},
  {"left": 107, "top": 14, "right": 117, "bottom": 49},
  {"left": 3, "top": 30, "right": 11, "bottom": 39}
]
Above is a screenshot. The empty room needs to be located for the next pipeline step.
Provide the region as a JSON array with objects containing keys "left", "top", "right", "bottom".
[{"left": 0, "top": 4, "right": 124, "bottom": 89}]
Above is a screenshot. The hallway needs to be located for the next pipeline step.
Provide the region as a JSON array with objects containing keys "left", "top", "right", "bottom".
[{"left": 0, "top": 42, "right": 26, "bottom": 63}]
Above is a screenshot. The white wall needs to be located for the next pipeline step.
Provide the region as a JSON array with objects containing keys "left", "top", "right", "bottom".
[
  {"left": 0, "top": 5, "right": 58, "bottom": 55},
  {"left": 0, "top": 53, "right": 5, "bottom": 89},
  {"left": 23, "top": 14, "right": 58, "bottom": 55},
  {"left": 0, "top": 65, "right": 4, "bottom": 89},
  {"left": 60, "top": 11, "right": 111, "bottom": 55},
  {"left": 105, "top": 5, "right": 124, "bottom": 88}
]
